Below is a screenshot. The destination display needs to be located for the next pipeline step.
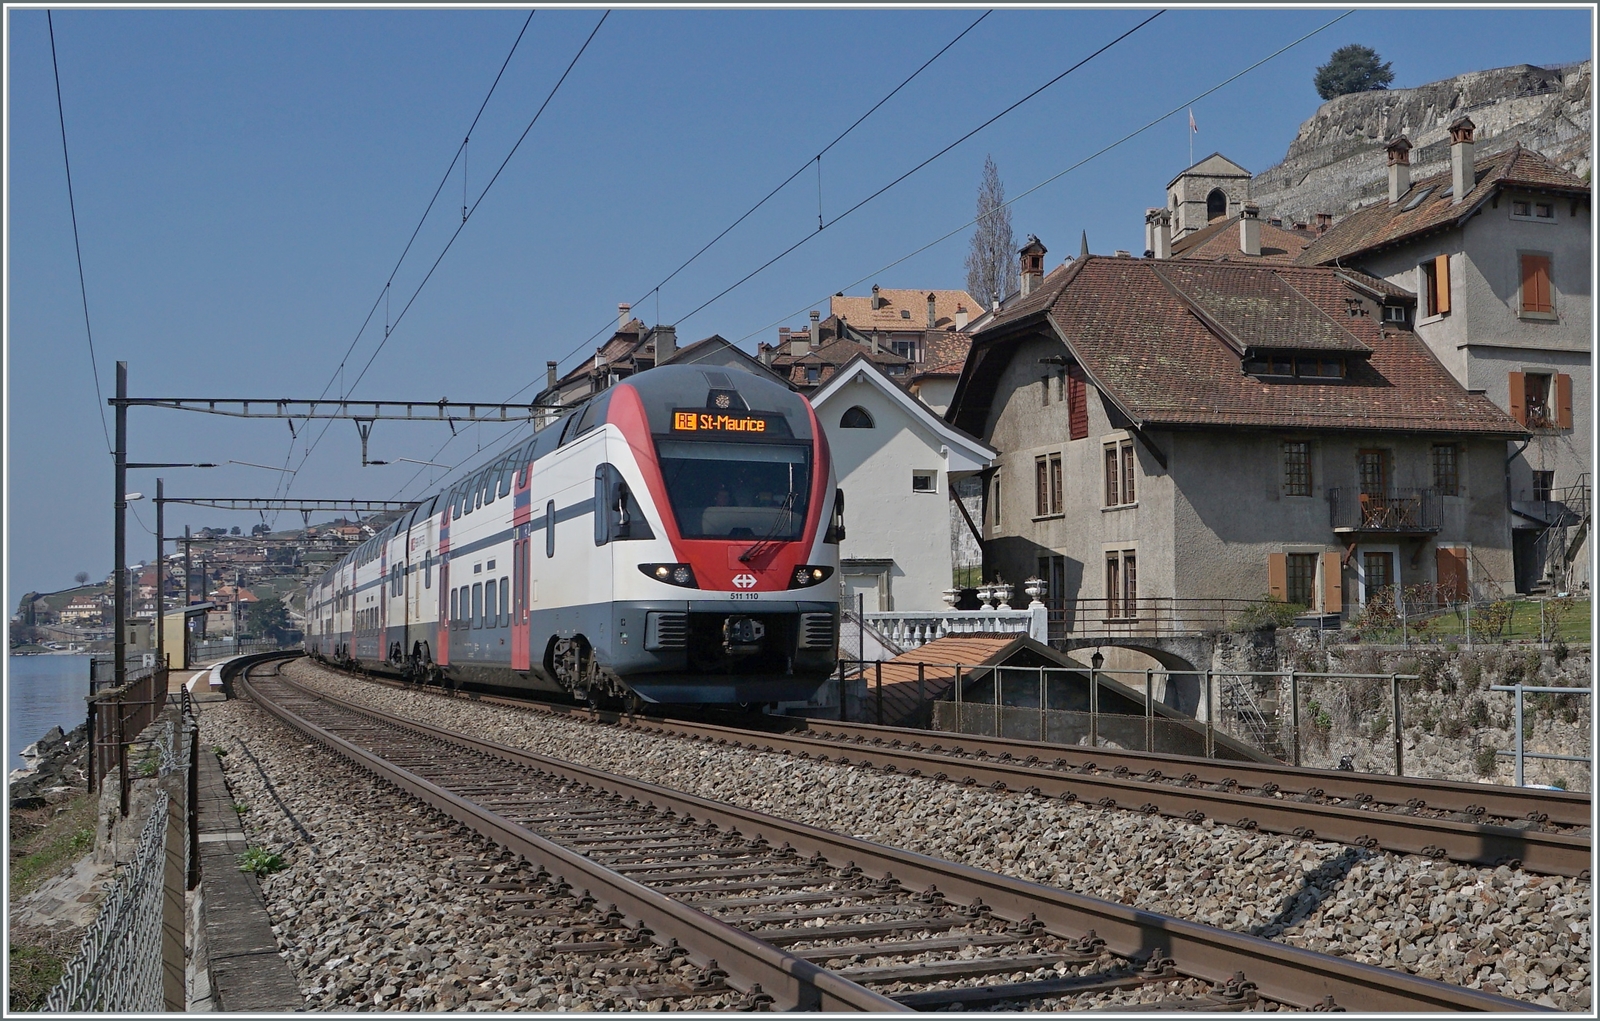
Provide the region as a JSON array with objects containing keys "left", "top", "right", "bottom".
[{"left": 672, "top": 410, "right": 774, "bottom": 434}]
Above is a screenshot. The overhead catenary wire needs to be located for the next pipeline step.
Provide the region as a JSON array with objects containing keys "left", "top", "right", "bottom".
[
  {"left": 46, "top": 10, "right": 112, "bottom": 455},
  {"left": 549, "top": 9, "right": 994, "bottom": 371},
  {"left": 264, "top": 9, "right": 538, "bottom": 513},
  {"left": 284, "top": 11, "right": 607, "bottom": 499},
  {"left": 733, "top": 9, "right": 1356, "bottom": 348},
  {"left": 660, "top": 9, "right": 1164, "bottom": 335}
]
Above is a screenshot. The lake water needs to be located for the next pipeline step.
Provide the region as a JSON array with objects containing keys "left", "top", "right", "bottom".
[{"left": 7, "top": 655, "right": 92, "bottom": 773}]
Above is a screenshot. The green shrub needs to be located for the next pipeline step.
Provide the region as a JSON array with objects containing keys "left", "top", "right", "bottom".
[
  {"left": 1230, "top": 597, "right": 1305, "bottom": 632},
  {"left": 1466, "top": 699, "right": 1489, "bottom": 728},
  {"left": 1473, "top": 747, "right": 1500, "bottom": 777}
]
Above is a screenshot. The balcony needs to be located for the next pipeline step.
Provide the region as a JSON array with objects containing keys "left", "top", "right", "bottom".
[{"left": 1328, "top": 488, "right": 1440, "bottom": 535}]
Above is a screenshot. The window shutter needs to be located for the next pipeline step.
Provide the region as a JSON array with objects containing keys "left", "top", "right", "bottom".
[
  {"left": 1268, "top": 553, "right": 1287, "bottom": 601},
  {"left": 1435, "top": 546, "right": 1468, "bottom": 602},
  {"left": 1321, "top": 551, "right": 1342, "bottom": 613},
  {"left": 1067, "top": 365, "right": 1088, "bottom": 440},
  {"left": 1434, "top": 254, "right": 1451, "bottom": 314},
  {"left": 1555, "top": 373, "right": 1573, "bottom": 429},
  {"left": 1521, "top": 255, "right": 1553, "bottom": 313},
  {"left": 1508, "top": 371, "right": 1526, "bottom": 425}
]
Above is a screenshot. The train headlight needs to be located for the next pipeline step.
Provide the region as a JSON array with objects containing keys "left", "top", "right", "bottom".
[
  {"left": 788, "top": 565, "right": 834, "bottom": 589},
  {"left": 639, "top": 563, "right": 697, "bottom": 588}
]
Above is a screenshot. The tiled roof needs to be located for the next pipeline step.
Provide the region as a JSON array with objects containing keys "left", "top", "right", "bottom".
[
  {"left": 955, "top": 257, "right": 1524, "bottom": 437},
  {"left": 1170, "top": 215, "right": 1319, "bottom": 262},
  {"left": 869, "top": 634, "right": 1041, "bottom": 725},
  {"left": 1296, "top": 143, "right": 1590, "bottom": 266},
  {"left": 832, "top": 287, "right": 979, "bottom": 333},
  {"left": 1150, "top": 264, "right": 1372, "bottom": 355}
]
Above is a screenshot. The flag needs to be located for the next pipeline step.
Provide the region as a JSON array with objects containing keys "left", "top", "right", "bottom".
[{"left": 1189, "top": 108, "right": 1198, "bottom": 134}]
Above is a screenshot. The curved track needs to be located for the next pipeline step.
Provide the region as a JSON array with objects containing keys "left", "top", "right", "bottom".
[{"left": 241, "top": 657, "right": 1542, "bottom": 1012}]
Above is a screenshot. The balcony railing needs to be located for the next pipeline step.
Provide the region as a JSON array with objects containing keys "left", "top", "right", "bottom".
[
  {"left": 1328, "top": 488, "right": 1440, "bottom": 533},
  {"left": 1049, "top": 597, "right": 1268, "bottom": 639}
]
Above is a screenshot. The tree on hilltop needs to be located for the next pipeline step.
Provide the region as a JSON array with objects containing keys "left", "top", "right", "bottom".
[
  {"left": 1315, "top": 45, "right": 1395, "bottom": 100},
  {"left": 74, "top": 572, "right": 90, "bottom": 586},
  {"left": 965, "top": 155, "right": 1018, "bottom": 307}
]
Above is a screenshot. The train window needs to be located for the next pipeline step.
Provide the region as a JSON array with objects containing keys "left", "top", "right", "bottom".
[
  {"left": 546, "top": 500, "right": 556, "bottom": 557},
  {"left": 449, "top": 588, "right": 458, "bottom": 628},
  {"left": 497, "top": 458, "right": 513, "bottom": 499},
  {"left": 471, "top": 582, "right": 483, "bottom": 629},
  {"left": 499, "top": 578, "right": 510, "bottom": 628},
  {"left": 484, "top": 581, "right": 498, "bottom": 628}
]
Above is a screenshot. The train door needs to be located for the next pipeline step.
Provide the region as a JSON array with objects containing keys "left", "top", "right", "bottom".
[
  {"left": 437, "top": 509, "right": 451, "bottom": 666},
  {"left": 512, "top": 537, "right": 529, "bottom": 670}
]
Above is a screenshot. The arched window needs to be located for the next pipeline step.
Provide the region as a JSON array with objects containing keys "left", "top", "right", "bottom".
[
  {"left": 1206, "top": 188, "right": 1228, "bottom": 222},
  {"left": 840, "top": 406, "right": 875, "bottom": 429}
]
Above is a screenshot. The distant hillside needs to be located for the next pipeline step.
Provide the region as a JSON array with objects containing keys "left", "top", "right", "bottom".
[{"left": 1251, "top": 61, "right": 1590, "bottom": 225}]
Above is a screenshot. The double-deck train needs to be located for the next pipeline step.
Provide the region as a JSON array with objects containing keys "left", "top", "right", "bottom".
[{"left": 304, "top": 365, "right": 843, "bottom": 705}]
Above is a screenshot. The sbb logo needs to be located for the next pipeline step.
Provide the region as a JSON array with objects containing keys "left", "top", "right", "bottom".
[{"left": 732, "top": 573, "right": 757, "bottom": 589}]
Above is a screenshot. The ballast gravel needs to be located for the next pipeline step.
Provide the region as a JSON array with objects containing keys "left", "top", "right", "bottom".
[
  {"left": 198, "top": 698, "right": 752, "bottom": 1011},
  {"left": 284, "top": 661, "right": 1592, "bottom": 1010}
]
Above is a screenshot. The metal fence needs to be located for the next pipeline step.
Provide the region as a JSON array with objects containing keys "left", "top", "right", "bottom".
[
  {"left": 1493, "top": 683, "right": 1593, "bottom": 787},
  {"left": 45, "top": 791, "right": 171, "bottom": 1012},
  {"left": 1046, "top": 598, "right": 1264, "bottom": 640},
  {"left": 87, "top": 663, "right": 169, "bottom": 816},
  {"left": 192, "top": 638, "right": 284, "bottom": 661}
]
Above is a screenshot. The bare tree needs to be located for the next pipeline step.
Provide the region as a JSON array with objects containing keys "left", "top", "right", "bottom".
[
  {"left": 74, "top": 571, "right": 90, "bottom": 586},
  {"left": 964, "top": 155, "right": 1018, "bottom": 307}
]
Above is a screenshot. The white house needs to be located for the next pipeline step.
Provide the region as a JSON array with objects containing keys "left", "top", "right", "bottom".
[{"left": 809, "top": 354, "right": 995, "bottom": 612}]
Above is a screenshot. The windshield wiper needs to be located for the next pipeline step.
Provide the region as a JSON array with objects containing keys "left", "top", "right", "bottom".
[{"left": 739, "top": 491, "right": 798, "bottom": 563}]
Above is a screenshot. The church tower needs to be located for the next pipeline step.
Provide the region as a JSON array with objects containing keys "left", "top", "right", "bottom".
[{"left": 1166, "top": 153, "right": 1252, "bottom": 238}]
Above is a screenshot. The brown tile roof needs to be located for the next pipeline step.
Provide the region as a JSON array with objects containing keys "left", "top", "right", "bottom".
[
  {"left": 869, "top": 634, "right": 1052, "bottom": 725},
  {"left": 955, "top": 257, "right": 1525, "bottom": 437},
  {"left": 1150, "top": 263, "right": 1372, "bottom": 355},
  {"left": 832, "top": 287, "right": 979, "bottom": 333},
  {"left": 1296, "top": 143, "right": 1589, "bottom": 266},
  {"left": 1170, "top": 215, "right": 1319, "bottom": 262}
]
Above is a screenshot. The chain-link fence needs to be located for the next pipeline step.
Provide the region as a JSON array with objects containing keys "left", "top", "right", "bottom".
[
  {"left": 45, "top": 791, "right": 170, "bottom": 1012},
  {"left": 46, "top": 699, "right": 193, "bottom": 1012}
]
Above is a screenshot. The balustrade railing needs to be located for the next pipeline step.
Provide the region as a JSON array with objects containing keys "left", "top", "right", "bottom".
[{"left": 863, "top": 606, "right": 1047, "bottom": 651}]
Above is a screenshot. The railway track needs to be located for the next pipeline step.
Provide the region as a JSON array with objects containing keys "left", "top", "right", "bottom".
[
  {"left": 313, "top": 659, "right": 1591, "bottom": 879},
  {"left": 240, "top": 657, "right": 1541, "bottom": 1012}
]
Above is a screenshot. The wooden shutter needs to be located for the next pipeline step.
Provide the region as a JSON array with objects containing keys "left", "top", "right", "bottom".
[
  {"left": 1436, "top": 546, "right": 1468, "bottom": 602},
  {"left": 1067, "top": 365, "right": 1088, "bottom": 440},
  {"left": 1521, "top": 255, "right": 1553, "bottom": 313},
  {"left": 1508, "top": 371, "right": 1526, "bottom": 425},
  {"left": 1434, "top": 255, "right": 1451, "bottom": 314},
  {"left": 1035, "top": 457, "right": 1049, "bottom": 517},
  {"left": 1555, "top": 373, "right": 1573, "bottom": 429},
  {"left": 1321, "top": 551, "right": 1342, "bottom": 613},
  {"left": 1267, "top": 553, "right": 1287, "bottom": 601}
]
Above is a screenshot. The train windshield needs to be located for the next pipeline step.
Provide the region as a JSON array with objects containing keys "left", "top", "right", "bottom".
[{"left": 655, "top": 440, "right": 811, "bottom": 541}]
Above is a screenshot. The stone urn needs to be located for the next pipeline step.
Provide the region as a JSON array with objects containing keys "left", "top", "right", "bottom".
[
  {"left": 977, "top": 584, "right": 995, "bottom": 610},
  {"left": 1023, "top": 577, "right": 1046, "bottom": 606},
  {"left": 941, "top": 587, "right": 961, "bottom": 608},
  {"left": 992, "top": 582, "right": 1013, "bottom": 610}
]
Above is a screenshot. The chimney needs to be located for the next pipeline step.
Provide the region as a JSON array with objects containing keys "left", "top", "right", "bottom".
[
  {"left": 1449, "top": 116, "right": 1475, "bottom": 204},
  {"left": 758, "top": 344, "right": 774, "bottom": 367},
  {"left": 1386, "top": 135, "right": 1413, "bottom": 205},
  {"left": 1019, "top": 234, "right": 1047, "bottom": 296},
  {"left": 1145, "top": 208, "right": 1171, "bottom": 260},
  {"left": 871, "top": 283, "right": 883, "bottom": 310},
  {"left": 809, "top": 309, "right": 821, "bottom": 349},
  {"left": 546, "top": 360, "right": 558, "bottom": 388},
  {"left": 926, "top": 292, "right": 937, "bottom": 329},
  {"left": 651, "top": 324, "right": 676, "bottom": 362},
  {"left": 870, "top": 331, "right": 880, "bottom": 356},
  {"left": 955, "top": 304, "right": 969, "bottom": 330},
  {"left": 618, "top": 302, "right": 632, "bottom": 330},
  {"left": 1239, "top": 203, "right": 1261, "bottom": 256},
  {"left": 1314, "top": 212, "right": 1332, "bottom": 234}
]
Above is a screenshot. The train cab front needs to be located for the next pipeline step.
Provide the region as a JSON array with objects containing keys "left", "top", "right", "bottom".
[{"left": 603, "top": 366, "right": 843, "bottom": 704}]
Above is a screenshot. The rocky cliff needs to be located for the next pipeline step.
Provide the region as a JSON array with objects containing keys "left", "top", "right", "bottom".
[{"left": 1251, "top": 61, "right": 1591, "bottom": 226}]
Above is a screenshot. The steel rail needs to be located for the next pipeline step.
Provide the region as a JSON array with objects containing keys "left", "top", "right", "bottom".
[
  {"left": 797, "top": 716, "right": 1594, "bottom": 829},
  {"left": 612, "top": 715, "right": 1589, "bottom": 878},
  {"left": 236, "top": 664, "right": 904, "bottom": 1012},
  {"left": 265, "top": 667, "right": 1541, "bottom": 1013},
  {"left": 312, "top": 662, "right": 1591, "bottom": 876}
]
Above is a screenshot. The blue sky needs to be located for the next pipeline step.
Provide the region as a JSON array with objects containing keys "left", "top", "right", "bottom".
[{"left": 5, "top": 5, "right": 1593, "bottom": 597}]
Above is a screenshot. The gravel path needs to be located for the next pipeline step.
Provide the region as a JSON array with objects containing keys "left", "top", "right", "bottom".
[
  {"left": 286, "top": 661, "right": 1592, "bottom": 1010},
  {"left": 199, "top": 697, "right": 753, "bottom": 1011}
]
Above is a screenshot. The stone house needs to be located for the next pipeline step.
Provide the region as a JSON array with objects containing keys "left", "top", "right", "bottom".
[
  {"left": 807, "top": 354, "right": 994, "bottom": 612},
  {"left": 1297, "top": 122, "right": 1592, "bottom": 593},
  {"left": 946, "top": 250, "right": 1527, "bottom": 629},
  {"left": 758, "top": 286, "right": 978, "bottom": 396}
]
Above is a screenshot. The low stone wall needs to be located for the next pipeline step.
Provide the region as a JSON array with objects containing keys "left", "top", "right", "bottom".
[{"left": 1275, "top": 633, "right": 1592, "bottom": 792}]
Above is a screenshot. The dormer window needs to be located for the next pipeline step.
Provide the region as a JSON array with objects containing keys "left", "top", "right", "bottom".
[
  {"left": 1242, "top": 352, "right": 1347, "bottom": 379},
  {"left": 1383, "top": 305, "right": 1408, "bottom": 324},
  {"left": 900, "top": 309, "right": 911, "bottom": 319}
]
